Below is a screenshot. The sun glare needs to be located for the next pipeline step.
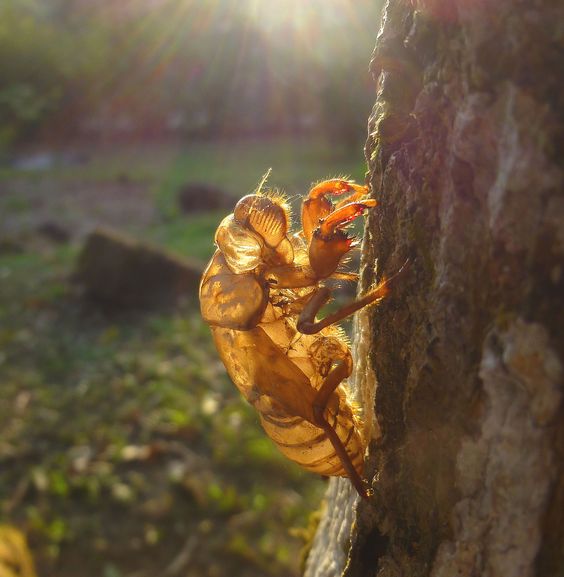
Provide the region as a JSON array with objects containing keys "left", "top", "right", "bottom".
[{"left": 246, "top": 0, "right": 360, "bottom": 30}]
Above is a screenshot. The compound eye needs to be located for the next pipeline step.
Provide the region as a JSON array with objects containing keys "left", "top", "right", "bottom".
[
  {"left": 215, "top": 215, "right": 262, "bottom": 273},
  {"left": 234, "top": 195, "right": 288, "bottom": 248}
]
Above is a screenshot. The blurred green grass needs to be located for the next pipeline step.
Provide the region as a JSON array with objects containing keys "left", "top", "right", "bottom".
[
  {"left": 151, "top": 138, "right": 367, "bottom": 262},
  {"left": 0, "top": 137, "right": 368, "bottom": 577}
]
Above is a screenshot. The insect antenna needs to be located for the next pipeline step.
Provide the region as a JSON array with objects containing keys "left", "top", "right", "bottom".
[{"left": 254, "top": 168, "right": 273, "bottom": 195}]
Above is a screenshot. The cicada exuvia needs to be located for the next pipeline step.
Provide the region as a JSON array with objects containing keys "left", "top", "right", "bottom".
[{"left": 200, "top": 178, "right": 389, "bottom": 498}]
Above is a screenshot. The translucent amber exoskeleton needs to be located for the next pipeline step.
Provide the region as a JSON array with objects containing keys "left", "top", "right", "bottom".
[{"left": 199, "top": 179, "right": 389, "bottom": 498}]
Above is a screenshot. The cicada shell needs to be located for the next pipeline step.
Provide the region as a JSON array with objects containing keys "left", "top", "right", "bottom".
[{"left": 200, "top": 179, "right": 388, "bottom": 498}]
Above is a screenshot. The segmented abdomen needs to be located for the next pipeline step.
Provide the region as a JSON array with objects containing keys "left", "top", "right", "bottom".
[
  {"left": 210, "top": 323, "right": 366, "bottom": 478},
  {"left": 260, "top": 390, "right": 365, "bottom": 477}
]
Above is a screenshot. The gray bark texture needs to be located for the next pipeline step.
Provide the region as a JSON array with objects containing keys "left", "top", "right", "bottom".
[{"left": 304, "top": 1, "right": 563, "bottom": 576}]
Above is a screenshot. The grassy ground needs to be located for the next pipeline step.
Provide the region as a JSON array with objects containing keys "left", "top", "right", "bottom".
[{"left": 0, "top": 137, "right": 368, "bottom": 577}]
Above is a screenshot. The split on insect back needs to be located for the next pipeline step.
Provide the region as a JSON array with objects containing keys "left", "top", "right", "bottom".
[{"left": 199, "top": 173, "right": 390, "bottom": 499}]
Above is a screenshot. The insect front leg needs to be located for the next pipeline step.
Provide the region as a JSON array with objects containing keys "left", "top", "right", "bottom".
[
  {"left": 301, "top": 179, "right": 370, "bottom": 242},
  {"left": 308, "top": 200, "right": 377, "bottom": 278},
  {"left": 311, "top": 354, "right": 368, "bottom": 499},
  {"left": 296, "top": 278, "right": 390, "bottom": 335}
]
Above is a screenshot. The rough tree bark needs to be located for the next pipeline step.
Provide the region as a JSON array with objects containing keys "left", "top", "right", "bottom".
[{"left": 304, "top": 1, "right": 563, "bottom": 576}]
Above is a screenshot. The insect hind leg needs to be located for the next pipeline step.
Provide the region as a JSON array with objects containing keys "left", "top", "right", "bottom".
[{"left": 312, "top": 355, "right": 368, "bottom": 499}]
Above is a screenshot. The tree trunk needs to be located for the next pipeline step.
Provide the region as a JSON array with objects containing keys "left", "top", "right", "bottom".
[{"left": 304, "top": 1, "right": 563, "bottom": 576}]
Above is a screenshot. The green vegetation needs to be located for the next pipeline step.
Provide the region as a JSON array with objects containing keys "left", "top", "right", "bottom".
[
  {"left": 0, "top": 0, "right": 380, "bottom": 572},
  {"left": 152, "top": 137, "right": 369, "bottom": 249},
  {"left": 0, "top": 138, "right": 368, "bottom": 576}
]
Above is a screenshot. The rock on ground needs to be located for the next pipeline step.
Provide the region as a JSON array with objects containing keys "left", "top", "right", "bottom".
[{"left": 76, "top": 228, "right": 204, "bottom": 309}]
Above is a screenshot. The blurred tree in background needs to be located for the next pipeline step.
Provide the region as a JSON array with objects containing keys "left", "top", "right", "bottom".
[{"left": 0, "top": 0, "right": 382, "bottom": 149}]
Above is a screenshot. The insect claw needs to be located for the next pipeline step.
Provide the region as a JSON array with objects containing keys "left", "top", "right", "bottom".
[
  {"left": 302, "top": 180, "right": 373, "bottom": 241},
  {"left": 319, "top": 202, "right": 372, "bottom": 237},
  {"left": 308, "top": 200, "right": 377, "bottom": 278}
]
